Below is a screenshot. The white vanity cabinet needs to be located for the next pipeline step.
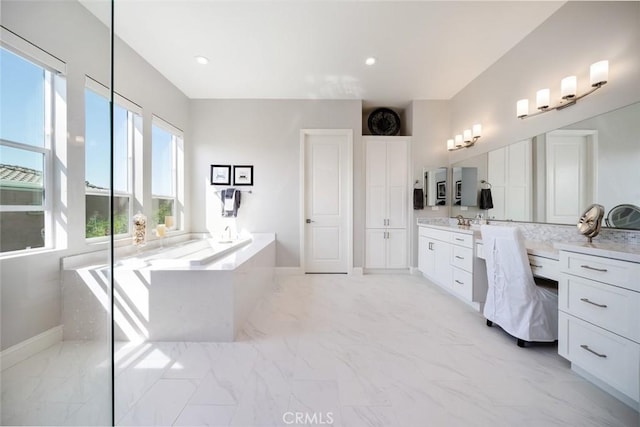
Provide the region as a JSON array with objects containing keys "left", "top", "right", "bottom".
[
  {"left": 418, "top": 225, "right": 487, "bottom": 311},
  {"left": 558, "top": 249, "right": 640, "bottom": 409}
]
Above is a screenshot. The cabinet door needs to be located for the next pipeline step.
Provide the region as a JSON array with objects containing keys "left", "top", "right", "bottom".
[
  {"left": 433, "top": 240, "right": 452, "bottom": 287},
  {"left": 365, "top": 229, "right": 386, "bottom": 268},
  {"left": 418, "top": 236, "right": 429, "bottom": 273},
  {"left": 386, "top": 229, "right": 407, "bottom": 269},
  {"left": 386, "top": 141, "right": 408, "bottom": 228},
  {"left": 366, "top": 141, "right": 388, "bottom": 228}
]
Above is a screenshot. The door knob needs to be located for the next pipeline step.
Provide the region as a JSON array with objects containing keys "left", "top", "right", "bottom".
[{"left": 306, "top": 219, "right": 314, "bottom": 223}]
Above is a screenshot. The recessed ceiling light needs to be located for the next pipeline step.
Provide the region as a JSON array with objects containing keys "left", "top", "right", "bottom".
[
  {"left": 365, "top": 57, "right": 376, "bottom": 66},
  {"left": 195, "top": 56, "right": 209, "bottom": 65}
]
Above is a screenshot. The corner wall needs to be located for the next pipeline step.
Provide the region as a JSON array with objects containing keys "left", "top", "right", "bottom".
[
  {"left": 448, "top": 1, "right": 640, "bottom": 165},
  {"left": 188, "top": 99, "right": 363, "bottom": 268},
  {"left": 0, "top": 0, "right": 189, "bottom": 351}
]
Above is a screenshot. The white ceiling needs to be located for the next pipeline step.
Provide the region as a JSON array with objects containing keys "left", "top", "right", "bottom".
[{"left": 81, "top": 1, "right": 565, "bottom": 106}]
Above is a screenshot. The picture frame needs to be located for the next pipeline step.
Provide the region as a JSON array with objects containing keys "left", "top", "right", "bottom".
[
  {"left": 210, "top": 164, "right": 231, "bottom": 185},
  {"left": 455, "top": 180, "right": 462, "bottom": 199},
  {"left": 436, "top": 181, "right": 446, "bottom": 200},
  {"left": 233, "top": 165, "right": 253, "bottom": 186}
]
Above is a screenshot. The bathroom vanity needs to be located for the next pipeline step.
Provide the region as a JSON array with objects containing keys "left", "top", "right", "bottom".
[
  {"left": 556, "top": 242, "right": 640, "bottom": 410},
  {"left": 417, "top": 222, "right": 487, "bottom": 311}
]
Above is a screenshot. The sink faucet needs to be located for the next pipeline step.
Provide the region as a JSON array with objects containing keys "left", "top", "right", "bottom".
[{"left": 456, "top": 215, "right": 466, "bottom": 226}]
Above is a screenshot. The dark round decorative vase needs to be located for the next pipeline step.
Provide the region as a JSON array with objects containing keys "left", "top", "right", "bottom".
[{"left": 368, "top": 107, "right": 401, "bottom": 136}]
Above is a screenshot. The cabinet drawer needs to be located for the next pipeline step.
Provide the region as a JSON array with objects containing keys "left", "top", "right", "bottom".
[
  {"left": 560, "top": 251, "right": 640, "bottom": 292},
  {"left": 559, "top": 275, "right": 640, "bottom": 343},
  {"left": 451, "top": 246, "right": 473, "bottom": 272},
  {"left": 559, "top": 312, "right": 639, "bottom": 402},
  {"left": 450, "top": 232, "right": 473, "bottom": 248},
  {"left": 419, "top": 226, "right": 450, "bottom": 242},
  {"left": 528, "top": 255, "right": 559, "bottom": 281},
  {"left": 452, "top": 268, "right": 473, "bottom": 301}
]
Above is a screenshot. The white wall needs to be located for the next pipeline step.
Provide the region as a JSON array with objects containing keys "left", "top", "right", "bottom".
[
  {"left": 407, "top": 100, "right": 451, "bottom": 266},
  {"left": 448, "top": 1, "right": 640, "bottom": 166},
  {"left": 189, "top": 99, "right": 362, "bottom": 268},
  {"left": 0, "top": 0, "right": 189, "bottom": 350}
]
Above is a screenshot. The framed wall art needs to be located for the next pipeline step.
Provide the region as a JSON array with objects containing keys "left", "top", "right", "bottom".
[
  {"left": 210, "top": 164, "right": 231, "bottom": 185},
  {"left": 233, "top": 165, "right": 253, "bottom": 186}
]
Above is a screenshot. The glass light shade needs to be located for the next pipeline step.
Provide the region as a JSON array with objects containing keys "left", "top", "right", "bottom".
[
  {"left": 561, "top": 76, "right": 577, "bottom": 99},
  {"left": 590, "top": 60, "right": 608, "bottom": 86},
  {"left": 472, "top": 124, "right": 482, "bottom": 138},
  {"left": 447, "top": 139, "right": 455, "bottom": 150},
  {"left": 516, "top": 99, "right": 529, "bottom": 118},
  {"left": 463, "top": 129, "right": 472, "bottom": 142},
  {"left": 536, "top": 88, "right": 550, "bottom": 109},
  {"left": 455, "top": 134, "right": 463, "bottom": 147}
]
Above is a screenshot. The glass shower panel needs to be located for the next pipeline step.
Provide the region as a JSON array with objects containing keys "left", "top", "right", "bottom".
[{"left": 0, "top": 1, "right": 114, "bottom": 425}]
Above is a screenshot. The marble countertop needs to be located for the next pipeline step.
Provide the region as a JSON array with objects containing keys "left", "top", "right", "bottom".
[{"left": 555, "top": 241, "right": 640, "bottom": 263}]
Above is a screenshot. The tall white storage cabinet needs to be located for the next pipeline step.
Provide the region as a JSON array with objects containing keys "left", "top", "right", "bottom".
[{"left": 365, "top": 136, "right": 410, "bottom": 269}]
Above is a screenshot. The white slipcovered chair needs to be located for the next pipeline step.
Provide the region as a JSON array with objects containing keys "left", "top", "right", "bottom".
[{"left": 481, "top": 225, "right": 558, "bottom": 347}]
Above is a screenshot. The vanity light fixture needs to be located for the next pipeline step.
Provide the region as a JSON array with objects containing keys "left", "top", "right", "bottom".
[
  {"left": 517, "top": 60, "right": 608, "bottom": 119},
  {"left": 447, "top": 123, "right": 482, "bottom": 151}
]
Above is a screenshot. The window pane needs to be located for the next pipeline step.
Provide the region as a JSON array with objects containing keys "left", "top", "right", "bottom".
[
  {"left": 0, "top": 48, "right": 45, "bottom": 147},
  {"left": 85, "top": 89, "right": 110, "bottom": 190},
  {"left": 152, "top": 125, "right": 174, "bottom": 197},
  {"left": 0, "top": 145, "right": 44, "bottom": 206},
  {"left": 0, "top": 211, "right": 44, "bottom": 252},
  {"left": 152, "top": 198, "right": 174, "bottom": 227},
  {"left": 86, "top": 194, "right": 129, "bottom": 238}
]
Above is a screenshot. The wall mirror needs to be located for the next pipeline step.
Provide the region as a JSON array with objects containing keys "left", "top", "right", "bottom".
[
  {"left": 423, "top": 166, "right": 447, "bottom": 206},
  {"left": 451, "top": 167, "right": 478, "bottom": 207},
  {"left": 450, "top": 101, "right": 640, "bottom": 230}
]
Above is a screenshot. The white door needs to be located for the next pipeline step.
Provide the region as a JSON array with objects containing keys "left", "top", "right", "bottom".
[
  {"left": 546, "top": 131, "right": 596, "bottom": 224},
  {"left": 302, "top": 129, "right": 352, "bottom": 273}
]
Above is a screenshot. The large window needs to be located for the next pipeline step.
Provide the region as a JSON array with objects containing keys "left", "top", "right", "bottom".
[
  {"left": 0, "top": 47, "right": 56, "bottom": 253},
  {"left": 84, "top": 84, "right": 139, "bottom": 239},
  {"left": 152, "top": 118, "right": 182, "bottom": 229}
]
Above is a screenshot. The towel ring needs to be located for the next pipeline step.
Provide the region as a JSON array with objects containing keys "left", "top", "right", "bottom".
[{"left": 481, "top": 180, "right": 492, "bottom": 188}]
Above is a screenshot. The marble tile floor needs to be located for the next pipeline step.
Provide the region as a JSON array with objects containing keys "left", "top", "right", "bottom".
[{"left": 2, "top": 273, "right": 638, "bottom": 426}]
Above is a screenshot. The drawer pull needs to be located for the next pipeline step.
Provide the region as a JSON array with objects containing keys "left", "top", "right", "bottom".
[
  {"left": 455, "top": 279, "right": 464, "bottom": 285},
  {"left": 455, "top": 237, "right": 465, "bottom": 241},
  {"left": 580, "top": 264, "right": 608, "bottom": 273},
  {"left": 529, "top": 263, "right": 542, "bottom": 268},
  {"left": 455, "top": 255, "right": 464, "bottom": 260},
  {"left": 580, "top": 297, "right": 607, "bottom": 308},
  {"left": 580, "top": 344, "right": 607, "bottom": 358}
]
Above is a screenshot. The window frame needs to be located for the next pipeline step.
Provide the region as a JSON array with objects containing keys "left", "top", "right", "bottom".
[
  {"left": 84, "top": 78, "right": 141, "bottom": 241},
  {"left": 0, "top": 30, "right": 65, "bottom": 254},
  {"left": 151, "top": 116, "right": 183, "bottom": 231}
]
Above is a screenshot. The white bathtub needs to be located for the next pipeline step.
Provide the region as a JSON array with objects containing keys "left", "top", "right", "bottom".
[
  {"left": 62, "top": 233, "right": 276, "bottom": 342},
  {"left": 116, "top": 236, "right": 252, "bottom": 268}
]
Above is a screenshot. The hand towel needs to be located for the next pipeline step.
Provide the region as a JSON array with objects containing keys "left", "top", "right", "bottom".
[
  {"left": 413, "top": 188, "right": 424, "bottom": 210},
  {"left": 479, "top": 188, "right": 494, "bottom": 210},
  {"left": 221, "top": 189, "right": 241, "bottom": 217}
]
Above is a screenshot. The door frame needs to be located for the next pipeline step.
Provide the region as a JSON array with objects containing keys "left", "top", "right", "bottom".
[{"left": 299, "top": 129, "right": 353, "bottom": 274}]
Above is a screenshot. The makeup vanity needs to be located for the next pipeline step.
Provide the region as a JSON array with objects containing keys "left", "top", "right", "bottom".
[{"left": 417, "top": 220, "right": 640, "bottom": 410}]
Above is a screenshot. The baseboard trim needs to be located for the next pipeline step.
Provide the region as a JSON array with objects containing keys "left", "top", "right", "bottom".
[
  {"left": 275, "top": 267, "right": 304, "bottom": 276},
  {"left": 1, "top": 325, "right": 63, "bottom": 371},
  {"left": 352, "top": 267, "right": 364, "bottom": 275}
]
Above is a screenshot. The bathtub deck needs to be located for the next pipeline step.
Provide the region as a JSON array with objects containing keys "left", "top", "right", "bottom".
[{"left": 62, "top": 233, "right": 276, "bottom": 342}]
